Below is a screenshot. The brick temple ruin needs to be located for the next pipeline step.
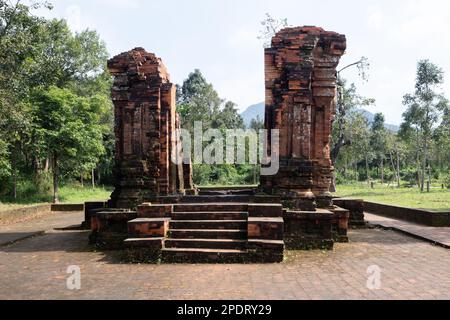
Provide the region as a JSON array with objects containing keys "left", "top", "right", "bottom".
[{"left": 87, "top": 26, "right": 365, "bottom": 263}]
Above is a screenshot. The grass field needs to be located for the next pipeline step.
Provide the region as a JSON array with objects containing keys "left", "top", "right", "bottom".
[
  {"left": 0, "top": 185, "right": 112, "bottom": 212},
  {"left": 336, "top": 184, "right": 450, "bottom": 212},
  {"left": 1, "top": 183, "right": 449, "bottom": 213}
]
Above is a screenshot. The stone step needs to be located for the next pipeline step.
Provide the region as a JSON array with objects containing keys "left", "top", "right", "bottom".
[
  {"left": 170, "top": 220, "right": 247, "bottom": 230},
  {"left": 173, "top": 203, "right": 248, "bottom": 213},
  {"left": 172, "top": 211, "right": 248, "bottom": 221},
  {"left": 180, "top": 195, "right": 251, "bottom": 203},
  {"left": 161, "top": 248, "right": 248, "bottom": 264},
  {"left": 165, "top": 239, "right": 247, "bottom": 250},
  {"left": 169, "top": 229, "right": 247, "bottom": 240},
  {"left": 127, "top": 218, "right": 170, "bottom": 238},
  {"left": 124, "top": 237, "right": 164, "bottom": 248}
]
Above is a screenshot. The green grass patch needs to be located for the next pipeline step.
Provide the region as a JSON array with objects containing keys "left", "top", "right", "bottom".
[
  {"left": 336, "top": 184, "right": 450, "bottom": 212},
  {"left": 0, "top": 184, "right": 112, "bottom": 211},
  {"left": 57, "top": 185, "right": 112, "bottom": 203}
]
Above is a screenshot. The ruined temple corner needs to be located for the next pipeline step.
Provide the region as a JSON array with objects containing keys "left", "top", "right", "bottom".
[{"left": 262, "top": 26, "right": 347, "bottom": 211}]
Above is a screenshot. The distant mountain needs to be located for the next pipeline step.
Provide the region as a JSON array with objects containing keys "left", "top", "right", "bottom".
[
  {"left": 357, "top": 109, "right": 400, "bottom": 132},
  {"left": 241, "top": 102, "right": 265, "bottom": 127},
  {"left": 240, "top": 102, "right": 399, "bottom": 132}
]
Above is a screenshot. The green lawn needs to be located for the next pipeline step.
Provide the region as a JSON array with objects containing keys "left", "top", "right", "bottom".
[
  {"left": 0, "top": 185, "right": 112, "bottom": 212},
  {"left": 336, "top": 184, "right": 450, "bottom": 212},
  {"left": 57, "top": 185, "right": 112, "bottom": 203},
  {"left": 2, "top": 183, "right": 449, "bottom": 213}
]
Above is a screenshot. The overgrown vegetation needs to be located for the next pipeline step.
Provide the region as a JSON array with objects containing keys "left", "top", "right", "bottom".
[
  {"left": 177, "top": 69, "right": 259, "bottom": 186},
  {"left": 335, "top": 60, "right": 450, "bottom": 192},
  {"left": 0, "top": 1, "right": 114, "bottom": 203},
  {"left": 0, "top": 6, "right": 448, "bottom": 209}
]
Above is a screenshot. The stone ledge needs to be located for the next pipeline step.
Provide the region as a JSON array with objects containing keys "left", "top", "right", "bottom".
[
  {"left": 51, "top": 204, "right": 84, "bottom": 212},
  {"left": 248, "top": 217, "right": 284, "bottom": 240},
  {"left": 137, "top": 204, "right": 173, "bottom": 218},
  {"left": 248, "top": 204, "right": 283, "bottom": 217},
  {"left": 364, "top": 201, "right": 450, "bottom": 227},
  {"left": 128, "top": 218, "right": 171, "bottom": 238},
  {"left": 0, "top": 205, "right": 52, "bottom": 225}
]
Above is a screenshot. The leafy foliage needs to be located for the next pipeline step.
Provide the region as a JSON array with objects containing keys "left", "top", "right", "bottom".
[{"left": 0, "top": 1, "right": 113, "bottom": 202}]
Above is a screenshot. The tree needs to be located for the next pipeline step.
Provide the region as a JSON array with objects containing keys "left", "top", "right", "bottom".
[
  {"left": 330, "top": 78, "right": 375, "bottom": 191},
  {"left": 385, "top": 131, "right": 405, "bottom": 188},
  {"left": 249, "top": 116, "right": 264, "bottom": 131},
  {"left": 212, "top": 101, "right": 244, "bottom": 130},
  {"left": 400, "top": 60, "right": 448, "bottom": 192},
  {"left": 370, "top": 113, "right": 388, "bottom": 184},
  {"left": 434, "top": 105, "right": 450, "bottom": 176},
  {"left": 177, "top": 69, "right": 223, "bottom": 131},
  {"left": 334, "top": 110, "right": 373, "bottom": 185},
  {"left": 1, "top": 0, "right": 54, "bottom": 197},
  {"left": 177, "top": 70, "right": 247, "bottom": 185},
  {"left": 31, "top": 87, "right": 105, "bottom": 203}
]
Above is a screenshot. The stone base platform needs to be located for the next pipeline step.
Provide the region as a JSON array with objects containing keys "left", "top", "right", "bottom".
[{"left": 87, "top": 194, "right": 350, "bottom": 263}]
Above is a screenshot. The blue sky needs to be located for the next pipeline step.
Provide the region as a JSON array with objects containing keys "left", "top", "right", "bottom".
[{"left": 36, "top": 0, "right": 450, "bottom": 125}]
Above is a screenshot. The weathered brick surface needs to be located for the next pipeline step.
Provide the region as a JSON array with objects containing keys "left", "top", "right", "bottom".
[
  {"left": 107, "top": 48, "right": 194, "bottom": 209},
  {"left": 2, "top": 228, "right": 450, "bottom": 299},
  {"left": 261, "top": 27, "right": 346, "bottom": 211},
  {"left": 128, "top": 218, "right": 171, "bottom": 238},
  {"left": 284, "top": 209, "right": 335, "bottom": 250},
  {"left": 137, "top": 203, "right": 173, "bottom": 218},
  {"left": 334, "top": 198, "right": 365, "bottom": 226},
  {"left": 248, "top": 217, "right": 284, "bottom": 240},
  {"left": 82, "top": 201, "right": 107, "bottom": 229},
  {"left": 248, "top": 204, "right": 283, "bottom": 217}
]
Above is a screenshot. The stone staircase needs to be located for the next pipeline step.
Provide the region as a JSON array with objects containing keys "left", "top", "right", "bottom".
[{"left": 125, "top": 202, "right": 284, "bottom": 263}]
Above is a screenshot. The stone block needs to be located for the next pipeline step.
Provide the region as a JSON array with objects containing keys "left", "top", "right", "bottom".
[
  {"left": 248, "top": 204, "right": 283, "bottom": 217},
  {"left": 137, "top": 204, "right": 173, "bottom": 218},
  {"left": 248, "top": 217, "right": 284, "bottom": 240},
  {"left": 128, "top": 218, "right": 171, "bottom": 238}
]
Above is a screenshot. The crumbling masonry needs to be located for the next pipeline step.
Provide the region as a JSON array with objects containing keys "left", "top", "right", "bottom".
[
  {"left": 262, "top": 26, "right": 346, "bottom": 211},
  {"left": 87, "top": 27, "right": 360, "bottom": 263},
  {"left": 107, "top": 48, "right": 195, "bottom": 209}
]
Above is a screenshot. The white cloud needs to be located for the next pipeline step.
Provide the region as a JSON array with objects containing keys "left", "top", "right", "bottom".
[
  {"left": 65, "top": 5, "right": 82, "bottom": 32},
  {"left": 391, "top": 0, "right": 450, "bottom": 44},
  {"left": 94, "top": 0, "right": 143, "bottom": 10},
  {"left": 227, "top": 27, "right": 260, "bottom": 47},
  {"left": 367, "top": 6, "right": 384, "bottom": 29}
]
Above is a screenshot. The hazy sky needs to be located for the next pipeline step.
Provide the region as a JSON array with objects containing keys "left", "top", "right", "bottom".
[{"left": 36, "top": 0, "right": 450, "bottom": 125}]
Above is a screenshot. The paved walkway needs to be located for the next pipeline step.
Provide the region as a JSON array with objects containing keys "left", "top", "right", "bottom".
[
  {"left": 0, "top": 212, "right": 449, "bottom": 300},
  {"left": 365, "top": 213, "right": 450, "bottom": 249},
  {"left": 0, "top": 211, "right": 84, "bottom": 246}
]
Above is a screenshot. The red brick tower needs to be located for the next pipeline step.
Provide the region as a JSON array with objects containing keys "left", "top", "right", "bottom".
[{"left": 262, "top": 27, "right": 346, "bottom": 210}]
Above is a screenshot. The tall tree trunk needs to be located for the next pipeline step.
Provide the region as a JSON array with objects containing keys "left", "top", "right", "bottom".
[
  {"left": 396, "top": 146, "right": 401, "bottom": 188},
  {"left": 389, "top": 150, "right": 398, "bottom": 186},
  {"left": 97, "top": 164, "right": 101, "bottom": 185},
  {"left": 421, "top": 140, "right": 428, "bottom": 192},
  {"left": 12, "top": 162, "right": 17, "bottom": 201},
  {"left": 52, "top": 152, "right": 59, "bottom": 204},
  {"left": 428, "top": 165, "right": 431, "bottom": 193},
  {"left": 365, "top": 155, "right": 370, "bottom": 186},
  {"left": 80, "top": 175, "right": 84, "bottom": 187},
  {"left": 44, "top": 158, "right": 50, "bottom": 172},
  {"left": 92, "top": 168, "right": 95, "bottom": 189},
  {"left": 380, "top": 158, "right": 384, "bottom": 184}
]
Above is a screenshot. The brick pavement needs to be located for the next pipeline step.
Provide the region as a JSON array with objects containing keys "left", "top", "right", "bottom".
[
  {"left": 0, "top": 224, "right": 449, "bottom": 300},
  {"left": 365, "top": 212, "right": 450, "bottom": 249},
  {"left": 0, "top": 211, "right": 84, "bottom": 246}
]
